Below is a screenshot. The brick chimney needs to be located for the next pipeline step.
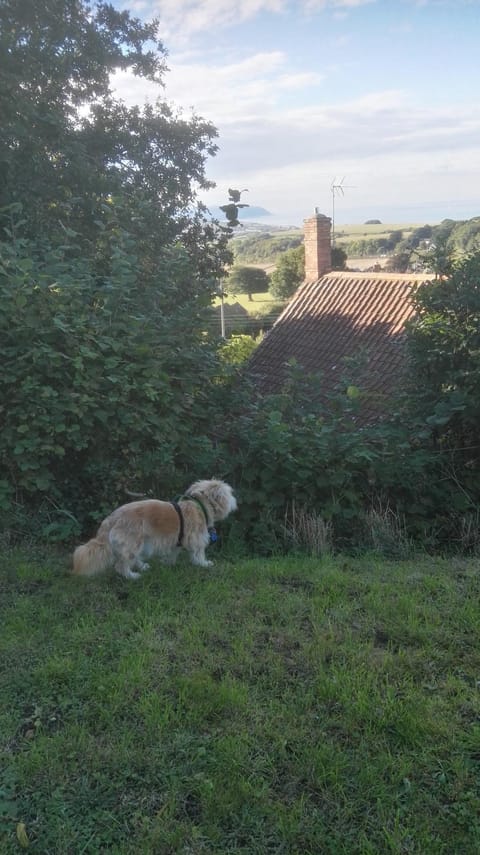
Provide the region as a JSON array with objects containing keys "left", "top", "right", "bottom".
[{"left": 303, "top": 209, "right": 332, "bottom": 280}]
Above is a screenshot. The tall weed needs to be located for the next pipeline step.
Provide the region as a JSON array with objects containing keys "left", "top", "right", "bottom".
[{"left": 283, "top": 502, "right": 333, "bottom": 557}]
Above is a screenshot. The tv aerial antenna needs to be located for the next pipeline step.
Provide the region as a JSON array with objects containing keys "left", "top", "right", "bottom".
[{"left": 331, "top": 177, "right": 355, "bottom": 245}]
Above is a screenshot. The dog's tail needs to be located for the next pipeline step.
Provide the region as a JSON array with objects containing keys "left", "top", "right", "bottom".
[{"left": 72, "top": 537, "right": 111, "bottom": 577}]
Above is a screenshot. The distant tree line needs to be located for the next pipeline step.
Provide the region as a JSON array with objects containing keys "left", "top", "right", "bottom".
[
  {"left": 233, "top": 233, "right": 303, "bottom": 264},
  {"left": 344, "top": 219, "right": 480, "bottom": 272}
]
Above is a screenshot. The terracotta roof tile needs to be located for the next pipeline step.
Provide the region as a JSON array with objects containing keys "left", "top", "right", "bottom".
[{"left": 248, "top": 271, "right": 431, "bottom": 421}]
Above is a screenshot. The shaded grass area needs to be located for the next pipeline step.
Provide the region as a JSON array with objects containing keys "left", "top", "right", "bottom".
[
  {"left": 213, "top": 291, "right": 281, "bottom": 309},
  {"left": 1, "top": 550, "right": 480, "bottom": 853}
]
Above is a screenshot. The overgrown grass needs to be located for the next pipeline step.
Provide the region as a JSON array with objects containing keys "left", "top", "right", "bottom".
[{"left": 1, "top": 548, "right": 480, "bottom": 853}]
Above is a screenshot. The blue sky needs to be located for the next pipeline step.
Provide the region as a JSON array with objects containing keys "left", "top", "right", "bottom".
[{"left": 112, "top": 0, "right": 480, "bottom": 225}]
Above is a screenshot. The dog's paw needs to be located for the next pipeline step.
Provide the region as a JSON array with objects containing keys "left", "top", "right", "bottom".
[
  {"left": 190, "top": 553, "right": 214, "bottom": 568},
  {"left": 137, "top": 562, "right": 150, "bottom": 572}
]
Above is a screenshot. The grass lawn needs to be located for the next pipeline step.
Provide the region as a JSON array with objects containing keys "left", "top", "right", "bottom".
[
  {"left": 1, "top": 549, "right": 480, "bottom": 853},
  {"left": 213, "top": 291, "right": 281, "bottom": 310}
]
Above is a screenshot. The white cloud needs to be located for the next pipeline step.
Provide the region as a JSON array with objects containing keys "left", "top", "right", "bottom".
[
  {"left": 110, "top": 0, "right": 480, "bottom": 222},
  {"left": 277, "top": 71, "right": 324, "bottom": 89},
  {"left": 303, "top": 0, "right": 376, "bottom": 9},
  {"left": 125, "top": 0, "right": 377, "bottom": 42},
  {"left": 192, "top": 79, "right": 480, "bottom": 221},
  {"left": 112, "top": 50, "right": 480, "bottom": 175},
  {"left": 204, "top": 143, "right": 480, "bottom": 225},
  {"left": 112, "top": 51, "right": 324, "bottom": 122},
  {"left": 148, "top": 0, "right": 286, "bottom": 41}
]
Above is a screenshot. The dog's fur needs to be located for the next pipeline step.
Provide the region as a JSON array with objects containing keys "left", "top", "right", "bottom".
[{"left": 72, "top": 479, "right": 237, "bottom": 580}]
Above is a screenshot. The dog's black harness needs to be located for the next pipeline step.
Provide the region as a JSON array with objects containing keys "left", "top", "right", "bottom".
[
  {"left": 171, "top": 495, "right": 217, "bottom": 546},
  {"left": 171, "top": 500, "right": 184, "bottom": 547}
]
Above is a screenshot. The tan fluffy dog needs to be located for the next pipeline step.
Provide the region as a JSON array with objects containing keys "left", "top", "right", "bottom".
[{"left": 72, "top": 479, "right": 237, "bottom": 580}]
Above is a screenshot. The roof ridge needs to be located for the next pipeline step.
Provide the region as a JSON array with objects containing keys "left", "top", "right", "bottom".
[{"left": 304, "top": 271, "right": 431, "bottom": 282}]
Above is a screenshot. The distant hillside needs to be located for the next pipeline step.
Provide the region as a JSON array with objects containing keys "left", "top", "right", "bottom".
[
  {"left": 209, "top": 205, "right": 272, "bottom": 221},
  {"left": 231, "top": 217, "right": 480, "bottom": 270},
  {"left": 232, "top": 230, "right": 303, "bottom": 265},
  {"left": 340, "top": 218, "right": 480, "bottom": 261}
]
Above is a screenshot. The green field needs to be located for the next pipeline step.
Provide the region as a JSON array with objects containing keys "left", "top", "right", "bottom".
[
  {"left": 335, "top": 223, "right": 424, "bottom": 240},
  {"left": 213, "top": 291, "right": 280, "bottom": 310},
  {"left": 334, "top": 223, "right": 423, "bottom": 243},
  {"left": 1, "top": 548, "right": 480, "bottom": 853},
  {"left": 231, "top": 223, "right": 425, "bottom": 271}
]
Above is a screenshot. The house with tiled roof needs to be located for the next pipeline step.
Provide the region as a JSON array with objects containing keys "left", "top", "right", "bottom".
[{"left": 248, "top": 210, "right": 431, "bottom": 421}]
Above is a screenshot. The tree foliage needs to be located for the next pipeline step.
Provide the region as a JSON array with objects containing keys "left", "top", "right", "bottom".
[
  {"left": 269, "top": 245, "right": 305, "bottom": 299},
  {"left": 385, "top": 251, "right": 411, "bottom": 273},
  {"left": 233, "top": 232, "right": 302, "bottom": 265},
  {"left": 402, "top": 252, "right": 480, "bottom": 530},
  {"left": 407, "top": 253, "right": 480, "bottom": 440},
  {"left": 0, "top": 0, "right": 230, "bottom": 281},
  {"left": 331, "top": 245, "right": 347, "bottom": 271},
  {"left": 227, "top": 265, "right": 270, "bottom": 300},
  {"left": 0, "top": 219, "right": 223, "bottom": 535},
  {"left": 0, "top": 0, "right": 233, "bottom": 534}
]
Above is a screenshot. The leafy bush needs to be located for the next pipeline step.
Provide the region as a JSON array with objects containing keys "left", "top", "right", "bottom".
[
  {"left": 218, "top": 301, "right": 285, "bottom": 337},
  {"left": 0, "top": 217, "right": 221, "bottom": 534},
  {"left": 403, "top": 253, "right": 480, "bottom": 521},
  {"left": 215, "top": 366, "right": 395, "bottom": 551},
  {"left": 218, "top": 334, "right": 262, "bottom": 365},
  {"left": 214, "top": 357, "right": 480, "bottom": 556},
  {"left": 407, "top": 254, "right": 480, "bottom": 434},
  {"left": 0, "top": 0, "right": 232, "bottom": 539}
]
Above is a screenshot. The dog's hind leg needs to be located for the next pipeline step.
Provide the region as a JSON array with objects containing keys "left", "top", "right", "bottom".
[
  {"left": 116, "top": 561, "right": 141, "bottom": 580},
  {"left": 189, "top": 548, "right": 213, "bottom": 568},
  {"left": 109, "top": 525, "right": 143, "bottom": 580}
]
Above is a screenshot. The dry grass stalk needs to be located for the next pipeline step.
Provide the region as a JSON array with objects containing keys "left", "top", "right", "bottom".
[{"left": 284, "top": 501, "right": 333, "bottom": 557}]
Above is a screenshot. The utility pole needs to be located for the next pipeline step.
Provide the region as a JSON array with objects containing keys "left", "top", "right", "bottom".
[{"left": 219, "top": 281, "right": 226, "bottom": 338}]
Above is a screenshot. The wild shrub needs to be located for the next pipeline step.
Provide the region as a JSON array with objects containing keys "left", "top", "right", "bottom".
[
  {"left": 218, "top": 334, "right": 262, "bottom": 365},
  {"left": 4, "top": 233, "right": 480, "bottom": 554},
  {"left": 404, "top": 252, "right": 480, "bottom": 537},
  {"left": 407, "top": 253, "right": 480, "bottom": 440},
  {"left": 0, "top": 0, "right": 234, "bottom": 539},
  {"left": 218, "top": 362, "right": 477, "bottom": 555},
  {"left": 0, "top": 218, "right": 221, "bottom": 536},
  {"left": 217, "top": 364, "right": 387, "bottom": 551}
]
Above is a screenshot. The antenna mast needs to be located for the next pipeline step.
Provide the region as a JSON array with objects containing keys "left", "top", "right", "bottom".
[{"left": 330, "top": 177, "right": 354, "bottom": 245}]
